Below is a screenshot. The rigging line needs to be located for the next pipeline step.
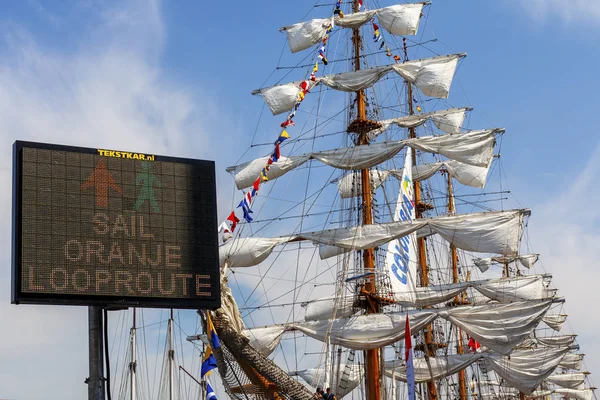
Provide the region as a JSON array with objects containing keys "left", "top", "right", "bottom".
[
  {"left": 275, "top": 39, "right": 439, "bottom": 69},
  {"left": 240, "top": 259, "right": 341, "bottom": 318},
  {"left": 234, "top": 99, "right": 329, "bottom": 316},
  {"left": 250, "top": 130, "right": 347, "bottom": 147},
  {"left": 139, "top": 310, "right": 152, "bottom": 400},
  {"left": 247, "top": 107, "right": 350, "bottom": 148},
  {"left": 103, "top": 309, "right": 113, "bottom": 400},
  {"left": 111, "top": 310, "right": 127, "bottom": 400},
  {"left": 232, "top": 269, "right": 311, "bottom": 283},
  {"left": 291, "top": 80, "right": 332, "bottom": 371}
]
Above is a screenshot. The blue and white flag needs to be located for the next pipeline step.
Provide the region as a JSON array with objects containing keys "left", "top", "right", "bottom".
[{"left": 206, "top": 380, "right": 217, "bottom": 400}]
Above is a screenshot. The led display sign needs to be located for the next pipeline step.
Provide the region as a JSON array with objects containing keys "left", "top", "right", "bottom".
[{"left": 12, "top": 141, "right": 220, "bottom": 309}]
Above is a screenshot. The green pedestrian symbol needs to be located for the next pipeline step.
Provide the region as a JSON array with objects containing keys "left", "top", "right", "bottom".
[{"left": 134, "top": 161, "right": 162, "bottom": 213}]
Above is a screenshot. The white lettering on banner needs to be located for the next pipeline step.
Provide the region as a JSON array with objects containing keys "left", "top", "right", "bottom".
[{"left": 385, "top": 148, "right": 418, "bottom": 302}]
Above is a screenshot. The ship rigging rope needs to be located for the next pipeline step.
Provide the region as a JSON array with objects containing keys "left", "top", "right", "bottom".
[{"left": 103, "top": 308, "right": 113, "bottom": 400}]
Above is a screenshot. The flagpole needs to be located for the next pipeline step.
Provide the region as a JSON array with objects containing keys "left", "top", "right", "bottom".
[{"left": 405, "top": 315, "right": 415, "bottom": 400}]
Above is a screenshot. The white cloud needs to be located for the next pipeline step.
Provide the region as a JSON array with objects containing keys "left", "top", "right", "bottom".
[
  {"left": 0, "top": 1, "right": 234, "bottom": 399},
  {"left": 510, "top": 0, "right": 600, "bottom": 23},
  {"left": 526, "top": 141, "right": 600, "bottom": 382}
]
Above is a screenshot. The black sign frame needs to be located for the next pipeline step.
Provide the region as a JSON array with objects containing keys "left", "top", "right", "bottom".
[{"left": 12, "top": 140, "right": 220, "bottom": 310}]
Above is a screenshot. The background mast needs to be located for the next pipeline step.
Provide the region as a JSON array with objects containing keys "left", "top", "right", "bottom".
[
  {"left": 403, "top": 38, "right": 438, "bottom": 400},
  {"left": 351, "top": 0, "right": 381, "bottom": 398}
]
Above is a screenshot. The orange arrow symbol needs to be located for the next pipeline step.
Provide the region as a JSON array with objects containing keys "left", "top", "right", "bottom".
[{"left": 81, "top": 158, "right": 123, "bottom": 207}]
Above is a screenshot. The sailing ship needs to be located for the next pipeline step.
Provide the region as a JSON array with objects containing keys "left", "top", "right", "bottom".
[{"left": 188, "top": 1, "right": 595, "bottom": 399}]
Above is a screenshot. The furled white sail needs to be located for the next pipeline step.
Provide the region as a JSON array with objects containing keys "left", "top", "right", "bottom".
[
  {"left": 391, "top": 54, "right": 463, "bottom": 98},
  {"left": 302, "top": 296, "right": 357, "bottom": 321},
  {"left": 253, "top": 54, "right": 465, "bottom": 115},
  {"left": 547, "top": 372, "right": 587, "bottom": 390},
  {"left": 560, "top": 353, "right": 584, "bottom": 370},
  {"left": 473, "top": 254, "right": 540, "bottom": 273},
  {"left": 408, "top": 283, "right": 471, "bottom": 307},
  {"left": 288, "top": 310, "right": 437, "bottom": 350},
  {"left": 289, "top": 364, "right": 363, "bottom": 398},
  {"left": 376, "top": 4, "right": 424, "bottom": 36},
  {"left": 297, "top": 209, "right": 527, "bottom": 256},
  {"left": 334, "top": 11, "right": 377, "bottom": 29},
  {"left": 408, "top": 129, "right": 499, "bottom": 168},
  {"left": 437, "top": 300, "right": 553, "bottom": 355},
  {"left": 256, "top": 80, "right": 319, "bottom": 115},
  {"left": 531, "top": 388, "right": 593, "bottom": 400},
  {"left": 519, "top": 335, "right": 577, "bottom": 349},
  {"left": 538, "top": 335, "right": 578, "bottom": 348},
  {"left": 244, "top": 326, "right": 287, "bottom": 357},
  {"left": 367, "top": 107, "right": 470, "bottom": 139},
  {"left": 338, "top": 159, "right": 490, "bottom": 198},
  {"left": 219, "top": 237, "right": 292, "bottom": 268},
  {"left": 281, "top": 18, "right": 331, "bottom": 53},
  {"left": 318, "top": 226, "right": 434, "bottom": 260},
  {"left": 229, "top": 129, "right": 499, "bottom": 189},
  {"left": 385, "top": 353, "right": 482, "bottom": 383},
  {"left": 281, "top": 4, "right": 424, "bottom": 53},
  {"left": 484, "top": 345, "right": 573, "bottom": 394},
  {"left": 220, "top": 210, "right": 526, "bottom": 269},
  {"left": 543, "top": 314, "right": 568, "bottom": 332},
  {"left": 299, "top": 275, "right": 553, "bottom": 313},
  {"left": 285, "top": 299, "right": 550, "bottom": 352},
  {"left": 226, "top": 155, "right": 307, "bottom": 191},
  {"left": 554, "top": 389, "right": 594, "bottom": 400},
  {"left": 473, "top": 275, "right": 553, "bottom": 302}
]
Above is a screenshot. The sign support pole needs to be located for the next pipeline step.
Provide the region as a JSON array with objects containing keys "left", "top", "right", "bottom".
[{"left": 88, "top": 306, "right": 106, "bottom": 400}]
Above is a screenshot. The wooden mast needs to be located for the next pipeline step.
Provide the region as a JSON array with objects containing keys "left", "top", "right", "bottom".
[
  {"left": 403, "top": 39, "right": 438, "bottom": 400},
  {"left": 447, "top": 175, "right": 468, "bottom": 400},
  {"left": 351, "top": 0, "right": 380, "bottom": 398}
]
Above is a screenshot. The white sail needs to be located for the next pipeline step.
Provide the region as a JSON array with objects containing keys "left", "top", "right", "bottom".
[
  {"left": 281, "top": 4, "right": 424, "bottom": 53},
  {"left": 298, "top": 209, "right": 526, "bottom": 256},
  {"left": 538, "top": 335, "right": 578, "bottom": 347},
  {"left": 244, "top": 326, "right": 287, "bottom": 357},
  {"left": 289, "top": 364, "right": 363, "bottom": 398},
  {"left": 228, "top": 129, "right": 499, "bottom": 189},
  {"left": 253, "top": 54, "right": 465, "bottom": 115},
  {"left": 376, "top": 4, "right": 424, "bottom": 36},
  {"left": 554, "top": 389, "right": 594, "bottom": 400},
  {"left": 484, "top": 345, "right": 573, "bottom": 394},
  {"left": 226, "top": 155, "right": 306, "bottom": 191},
  {"left": 281, "top": 18, "right": 331, "bottom": 53},
  {"left": 302, "top": 295, "right": 357, "bottom": 321},
  {"left": 385, "top": 147, "right": 418, "bottom": 303},
  {"left": 288, "top": 310, "right": 438, "bottom": 350},
  {"left": 543, "top": 314, "right": 568, "bottom": 332},
  {"left": 519, "top": 335, "right": 577, "bottom": 349},
  {"left": 560, "top": 353, "right": 584, "bottom": 370},
  {"left": 385, "top": 353, "right": 482, "bottom": 383},
  {"left": 219, "top": 237, "right": 292, "bottom": 268},
  {"left": 220, "top": 210, "right": 526, "bottom": 268},
  {"left": 338, "top": 159, "right": 490, "bottom": 198},
  {"left": 530, "top": 388, "right": 593, "bottom": 400},
  {"left": 300, "top": 275, "right": 554, "bottom": 313},
  {"left": 285, "top": 300, "right": 551, "bottom": 352},
  {"left": 364, "top": 107, "right": 470, "bottom": 140},
  {"left": 473, "top": 254, "right": 540, "bottom": 273},
  {"left": 546, "top": 372, "right": 587, "bottom": 390},
  {"left": 437, "top": 300, "right": 553, "bottom": 355},
  {"left": 409, "top": 283, "right": 471, "bottom": 307},
  {"left": 473, "top": 275, "right": 553, "bottom": 302}
]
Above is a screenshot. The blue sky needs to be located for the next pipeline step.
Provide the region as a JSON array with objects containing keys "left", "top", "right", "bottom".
[{"left": 1, "top": 1, "right": 599, "bottom": 399}]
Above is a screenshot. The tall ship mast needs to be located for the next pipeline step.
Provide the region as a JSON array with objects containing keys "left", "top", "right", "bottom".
[{"left": 198, "top": 1, "right": 597, "bottom": 399}]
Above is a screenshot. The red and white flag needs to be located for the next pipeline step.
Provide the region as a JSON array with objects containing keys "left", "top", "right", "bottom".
[{"left": 405, "top": 315, "right": 415, "bottom": 400}]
